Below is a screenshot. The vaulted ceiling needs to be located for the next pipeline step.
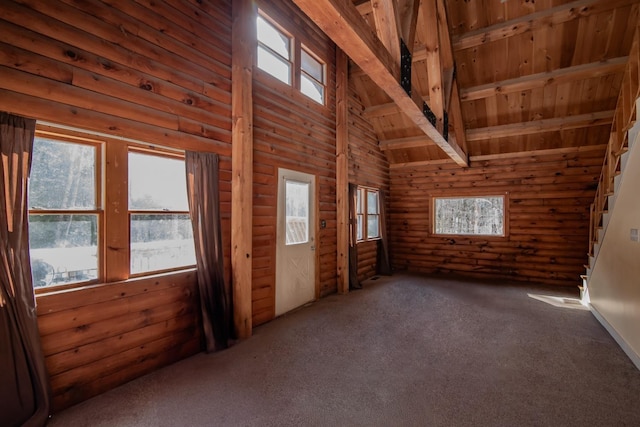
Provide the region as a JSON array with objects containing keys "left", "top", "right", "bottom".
[{"left": 294, "top": 0, "right": 640, "bottom": 167}]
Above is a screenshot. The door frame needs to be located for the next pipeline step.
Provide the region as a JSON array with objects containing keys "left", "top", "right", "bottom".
[{"left": 274, "top": 167, "right": 320, "bottom": 316}]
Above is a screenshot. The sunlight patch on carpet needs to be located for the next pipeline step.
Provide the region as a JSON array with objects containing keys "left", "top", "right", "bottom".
[{"left": 528, "top": 294, "right": 589, "bottom": 310}]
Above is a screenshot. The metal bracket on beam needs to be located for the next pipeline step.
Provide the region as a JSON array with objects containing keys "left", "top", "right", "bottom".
[
  {"left": 423, "top": 102, "right": 436, "bottom": 127},
  {"left": 443, "top": 111, "right": 449, "bottom": 141},
  {"left": 400, "top": 39, "right": 411, "bottom": 97}
]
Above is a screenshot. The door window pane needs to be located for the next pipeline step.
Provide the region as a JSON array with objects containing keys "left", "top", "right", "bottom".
[
  {"left": 285, "top": 180, "right": 309, "bottom": 245},
  {"left": 130, "top": 214, "right": 195, "bottom": 274},
  {"left": 129, "top": 152, "right": 188, "bottom": 210},
  {"left": 29, "top": 137, "right": 96, "bottom": 210},
  {"left": 29, "top": 214, "right": 99, "bottom": 287}
]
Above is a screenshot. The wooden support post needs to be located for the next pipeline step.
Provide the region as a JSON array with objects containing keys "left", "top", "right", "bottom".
[
  {"left": 231, "top": 0, "right": 255, "bottom": 339},
  {"left": 336, "top": 48, "right": 349, "bottom": 295}
]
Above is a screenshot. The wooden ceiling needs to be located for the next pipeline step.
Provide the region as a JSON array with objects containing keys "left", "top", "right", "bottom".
[{"left": 294, "top": 0, "right": 640, "bottom": 167}]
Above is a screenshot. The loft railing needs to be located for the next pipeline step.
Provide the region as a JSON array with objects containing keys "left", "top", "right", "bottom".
[{"left": 588, "top": 25, "right": 640, "bottom": 258}]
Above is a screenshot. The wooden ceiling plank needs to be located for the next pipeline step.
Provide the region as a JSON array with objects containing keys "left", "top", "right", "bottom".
[
  {"left": 293, "top": 0, "right": 468, "bottom": 166},
  {"left": 371, "top": 0, "right": 402, "bottom": 64},
  {"left": 461, "top": 57, "right": 629, "bottom": 101},
  {"left": 466, "top": 110, "right": 615, "bottom": 141},
  {"left": 356, "top": 1, "right": 373, "bottom": 15},
  {"left": 420, "top": 0, "right": 445, "bottom": 133},
  {"left": 452, "top": 0, "right": 640, "bottom": 51}
]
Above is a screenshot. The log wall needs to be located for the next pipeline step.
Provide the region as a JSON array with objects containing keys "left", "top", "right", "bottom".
[
  {"left": 348, "top": 87, "right": 390, "bottom": 281},
  {"left": 0, "top": 0, "right": 233, "bottom": 411},
  {"left": 389, "top": 148, "right": 605, "bottom": 286}
]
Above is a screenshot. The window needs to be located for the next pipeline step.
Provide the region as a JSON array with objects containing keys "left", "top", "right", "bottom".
[
  {"left": 128, "top": 151, "right": 195, "bottom": 274},
  {"left": 257, "top": 14, "right": 292, "bottom": 85},
  {"left": 257, "top": 11, "right": 327, "bottom": 105},
  {"left": 356, "top": 187, "right": 380, "bottom": 242},
  {"left": 284, "top": 179, "right": 310, "bottom": 245},
  {"left": 300, "top": 48, "right": 325, "bottom": 104},
  {"left": 28, "top": 129, "right": 196, "bottom": 290},
  {"left": 29, "top": 137, "right": 100, "bottom": 288},
  {"left": 433, "top": 195, "right": 506, "bottom": 236}
]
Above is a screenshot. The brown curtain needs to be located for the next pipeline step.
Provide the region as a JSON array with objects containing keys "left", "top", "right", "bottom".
[
  {"left": 0, "top": 112, "right": 51, "bottom": 426},
  {"left": 376, "top": 189, "right": 392, "bottom": 276},
  {"left": 185, "top": 151, "right": 233, "bottom": 352},
  {"left": 348, "top": 183, "right": 361, "bottom": 289}
]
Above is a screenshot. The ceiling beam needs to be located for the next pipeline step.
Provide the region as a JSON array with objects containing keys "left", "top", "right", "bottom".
[
  {"left": 364, "top": 95, "right": 430, "bottom": 119},
  {"left": 292, "top": 0, "right": 468, "bottom": 166},
  {"left": 437, "top": 0, "right": 455, "bottom": 111},
  {"left": 379, "top": 135, "right": 434, "bottom": 151},
  {"left": 420, "top": 0, "right": 445, "bottom": 133},
  {"left": 466, "top": 110, "right": 615, "bottom": 141},
  {"left": 398, "top": 0, "right": 421, "bottom": 50},
  {"left": 370, "top": 0, "right": 402, "bottom": 64},
  {"left": 461, "top": 57, "right": 629, "bottom": 101},
  {"left": 452, "top": 0, "right": 640, "bottom": 51},
  {"left": 355, "top": 1, "right": 372, "bottom": 15}
]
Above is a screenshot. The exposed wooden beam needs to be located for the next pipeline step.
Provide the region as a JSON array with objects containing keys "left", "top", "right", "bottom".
[
  {"left": 420, "top": 0, "right": 444, "bottom": 133},
  {"left": 231, "top": 0, "right": 254, "bottom": 339},
  {"left": 461, "top": 57, "right": 629, "bottom": 101},
  {"left": 469, "top": 144, "right": 607, "bottom": 162},
  {"left": 370, "top": 0, "right": 402, "bottom": 64},
  {"left": 388, "top": 144, "right": 608, "bottom": 168},
  {"left": 466, "top": 110, "right": 615, "bottom": 141},
  {"left": 453, "top": 0, "right": 640, "bottom": 51},
  {"left": 355, "top": 1, "right": 373, "bottom": 15},
  {"left": 364, "top": 95, "right": 430, "bottom": 118},
  {"left": 336, "top": 48, "right": 349, "bottom": 295},
  {"left": 436, "top": 0, "right": 455, "bottom": 110},
  {"left": 449, "top": 80, "right": 468, "bottom": 153},
  {"left": 398, "top": 0, "right": 421, "bottom": 50},
  {"left": 293, "top": 0, "right": 468, "bottom": 166},
  {"left": 379, "top": 135, "right": 434, "bottom": 151}
]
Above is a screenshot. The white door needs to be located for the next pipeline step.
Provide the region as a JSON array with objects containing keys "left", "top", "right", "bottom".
[{"left": 275, "top": 168, "right": 316, "bottom": 316}]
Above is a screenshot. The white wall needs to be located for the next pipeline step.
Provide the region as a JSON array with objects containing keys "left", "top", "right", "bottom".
[{"left": 589, "top": 131, "right": 640, "bottom": 366}]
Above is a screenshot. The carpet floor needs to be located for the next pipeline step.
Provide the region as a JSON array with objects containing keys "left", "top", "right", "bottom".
[{"left": 48, "top": 274, "right": 640, "bottom": 426}]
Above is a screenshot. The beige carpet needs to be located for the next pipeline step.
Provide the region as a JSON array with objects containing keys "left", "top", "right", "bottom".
[{"left": 48, "top": 274, "right": 640, "bottom": 426}]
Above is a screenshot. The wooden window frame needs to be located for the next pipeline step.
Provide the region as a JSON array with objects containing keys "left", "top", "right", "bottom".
[
  {"left": 356, "top": 186, "right": 381, "bottom": 243},
  {"left": 431, "top": 193, "right": 509, "bottom": 238},
  {"left": 31, "top": 125, "right": 193, "bottom": 294}
]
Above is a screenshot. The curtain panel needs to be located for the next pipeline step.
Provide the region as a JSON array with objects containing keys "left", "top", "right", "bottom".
[
  {"left": 0, "top": 112, "right": 51, "bottom": 427},
  {"left": 185, "top": 151, "right": 233, "bottom": 352},
  {"left": 376, "top": 189, "right": 391, "bottom": 276},
  {"left": 348, "top": 183, "right": 361, "bottom": 290}
]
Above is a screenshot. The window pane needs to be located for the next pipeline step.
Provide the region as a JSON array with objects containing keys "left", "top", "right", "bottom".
[
  {"left": 367, "top": 191, "right": 379, "bottom": 214},
  {"left": 356, "top": 189, "right": 363, "bottom": 214},
  {"left": 285, "top": 180, "right": 309, "bottom": 245},
  {"left": 257, "top": 16, "right": 290, "bottom": 59},
  {"left": 301, "top": 49, "right": 323, "bottom": 82},
  {"left": 129, "top": 152, "right": 188, "bottom": 210},
  {"left": 301, "top": 74, "right": 324, "bottom": 104},
  {"left": 434, "top": 196, "right": 504, "bottom": 236},
  {"left": 29, "top": 137, "right": 96, "bottom": 210},
  {"left": 29, "top": 214, "right": 98, "bottom": 287},
  {"left": 130, "top": 214, "right": 195, "bottom": 274},
  {"left": 357, "top": 214, "right": 363, "bottom": 241},
  {"left": 258, "top": 46, "right": 292, "bottom": 85},
  {"left": 367, "top": 214, "right": 380, "bottom": 239}
]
